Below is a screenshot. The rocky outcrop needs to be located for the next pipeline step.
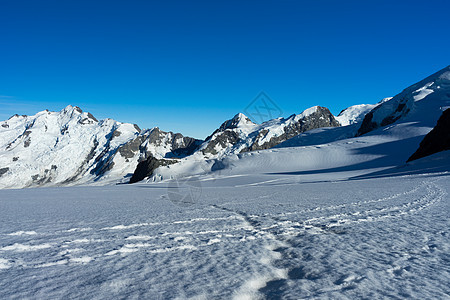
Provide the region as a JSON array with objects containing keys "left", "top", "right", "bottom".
[
  {"left": 407, "top": 108, "right": 450, "bottom": 162},
  {"left": 129, "top": 155, "right": 177, "bottom": 184},
  {"left": 0, "top": 167, "right": 8, "bottom": 177}
]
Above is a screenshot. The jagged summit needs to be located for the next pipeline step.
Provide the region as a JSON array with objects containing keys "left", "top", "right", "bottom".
[{"left": 218, "top": 113, "right": 255, "bottom": 131}]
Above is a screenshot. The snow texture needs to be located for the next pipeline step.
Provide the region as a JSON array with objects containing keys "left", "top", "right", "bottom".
[{"left": 0, "top": 164, "right": 449, "bottom": 299}]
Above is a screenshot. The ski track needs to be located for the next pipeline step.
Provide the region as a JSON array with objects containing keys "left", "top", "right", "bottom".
[{"left": 0, "top": 177, "right": 448, "bottom": 299}]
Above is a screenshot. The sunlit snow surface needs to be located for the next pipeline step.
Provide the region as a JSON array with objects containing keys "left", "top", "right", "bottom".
[{"left": 0, "top": 170, "right": 449, "bottom": 299}]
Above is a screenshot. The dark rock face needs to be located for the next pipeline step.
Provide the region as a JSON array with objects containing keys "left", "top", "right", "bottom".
[
  {"left": 30, "top": 165, "right": 58, "bottom": 185},
  {"left": 129, "top": 155, "right": 177, "bottom": 184},
  {"left": 117, "top": 128, "right": 201, "bottom": 161},
  {"left": 407, "top": 109, "right": 450, "bottom": 162},
  {"left": 170, "top": 134, "right": 201, "bottom": 157},
  {"left": 202, "top": 130, "right": 240, "bottom": 155},
  {"left": 125, "top": 129, "right": 201, "bottom": 183},
  {"left": 357, "top": 98, "right": 411, "bottom": 136},
  {"left": 118, "top": 136, "right": 145, "bottom": 159},
  {"left": 0, "top": 167, "right": 9, "bottom": 177}
]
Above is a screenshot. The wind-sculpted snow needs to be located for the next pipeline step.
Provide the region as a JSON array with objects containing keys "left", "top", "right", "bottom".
[{"left": 0, "top": 172, "right": 448, "bottom": 299}]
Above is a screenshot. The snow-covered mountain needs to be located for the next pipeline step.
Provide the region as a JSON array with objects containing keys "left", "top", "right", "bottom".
[
  {"left": 0, "top": 106, "right": 201, "bottom": 189},
  {"left": 0, "top": 104, "right": 341, "bottom": 188},
  {"left": 1, "top": 66, "right": 449, "bottom": 188},
  {"left": 150, "top": 65, "right": 450, "bottom": 182},
  {"left": 121, "top": 106, "right": 341, "bottom": 183},
  {"left": 199, "top": 106, "right": 339, "bottom": 157},
  {"left": 335, "top": 103, "right": 378, "bottom": 126},
  {"left": 358, "top": 66, "right": 450, "bottom": 136}
]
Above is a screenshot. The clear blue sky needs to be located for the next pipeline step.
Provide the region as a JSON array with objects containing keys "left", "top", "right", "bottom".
[{"left": 1, "top": 0, "right": 449, "bottom": 139}]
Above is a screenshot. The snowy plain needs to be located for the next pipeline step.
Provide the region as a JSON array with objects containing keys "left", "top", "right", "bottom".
[{"left": 0, "top": 159, "right": 449, "bottom": 299}]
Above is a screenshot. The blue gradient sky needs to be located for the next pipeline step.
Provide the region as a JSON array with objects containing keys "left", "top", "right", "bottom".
[{"left": 1, "top": 0, "right": 449, "bottom": 138}]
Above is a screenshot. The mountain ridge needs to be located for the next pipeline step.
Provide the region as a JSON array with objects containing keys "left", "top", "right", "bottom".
[{"left": 1, "top": 65, "right": 449, "bottom": 188}]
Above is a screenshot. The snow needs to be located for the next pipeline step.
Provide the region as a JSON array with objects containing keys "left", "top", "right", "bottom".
[
  {"left": 335, "top": 104, "right": 376, "bottom": 126},
  {"left": 189, "top": 105, "right": 334, "bottom": 160},
  {"left": 0, "top": 106, "right": 203, "bottom": 189},
  {"left": 366, "top": 66, "right": 450, "bottom": 129},
  {"left": 0, "top": 105, "right": 142, "bottom": 189},
  {"left": 0, "top": 165, "right": 448, "bottom": 299},
  {"left": 1, "top": 99, "right": 449, "bottom": 298},
  {"left": 439, "top": 71, "right": 450, "bottom": 80},
  {"left": 296, "top": 105, "right": 319, "bottom": 119},
  {"left": 413, "top": 82, "right": 435, "bottom": 101}
]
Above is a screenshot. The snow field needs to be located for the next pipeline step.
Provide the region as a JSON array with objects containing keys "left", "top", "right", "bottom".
[{"left": 0, "top": 173, "right": 448, "bottom": 299}]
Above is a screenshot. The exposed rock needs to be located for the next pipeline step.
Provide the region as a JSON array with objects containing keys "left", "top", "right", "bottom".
[
  {"left": 129, "top": 155, "right": 177, "bottom": 184},
  {"left": 87, "top": 112, "right": 98, "bottom": 122},
  {"left": 118, "top": 136, "right": 145, "bottom": 159},
  {"left": 112, "top": 130, "right": 122, "bottom": 138},
  {"left": 23, "top": 130, "right": 32, "bottom": 147},
  {"left": 202, "top": 131, "right": 240, "bottom": 155},
  {"left": 0, "top": 167, "right": 9, "bottom": 177},
  {"left": 407, "top": 109, "right": 450, "bottom": 162},
  {"left": 12, "top": 157, "right": 19, "bottom": 162},
  {"left": 8, "top": 114, "right": 27, "bottom": 120},
  {"left": 24, "top": 138, "right": 31, "bottom": 148}
]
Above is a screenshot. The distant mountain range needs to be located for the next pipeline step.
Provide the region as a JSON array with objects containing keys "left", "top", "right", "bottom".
[{"left": 1, "top": 65, "right": 449, "bottom": 189}]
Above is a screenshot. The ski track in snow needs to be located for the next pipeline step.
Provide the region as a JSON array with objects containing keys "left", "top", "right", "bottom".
[{"left": 0, "top": 175, "right": 449, "bottom": 299}]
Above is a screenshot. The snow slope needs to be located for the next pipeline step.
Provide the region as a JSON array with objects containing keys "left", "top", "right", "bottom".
[{"left": 335, "top": 103, "right": 377, "bottom": 126}]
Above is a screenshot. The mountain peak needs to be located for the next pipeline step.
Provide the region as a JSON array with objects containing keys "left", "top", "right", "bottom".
[
  {"left": 218, "top": 113, "right": 255, "bottom": 131},
  {"left": 61, "top": 105, "right": 83, "bottom": 115},
  {"left": 298, "top": 106, "right": 320, "bottom": 118}
]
